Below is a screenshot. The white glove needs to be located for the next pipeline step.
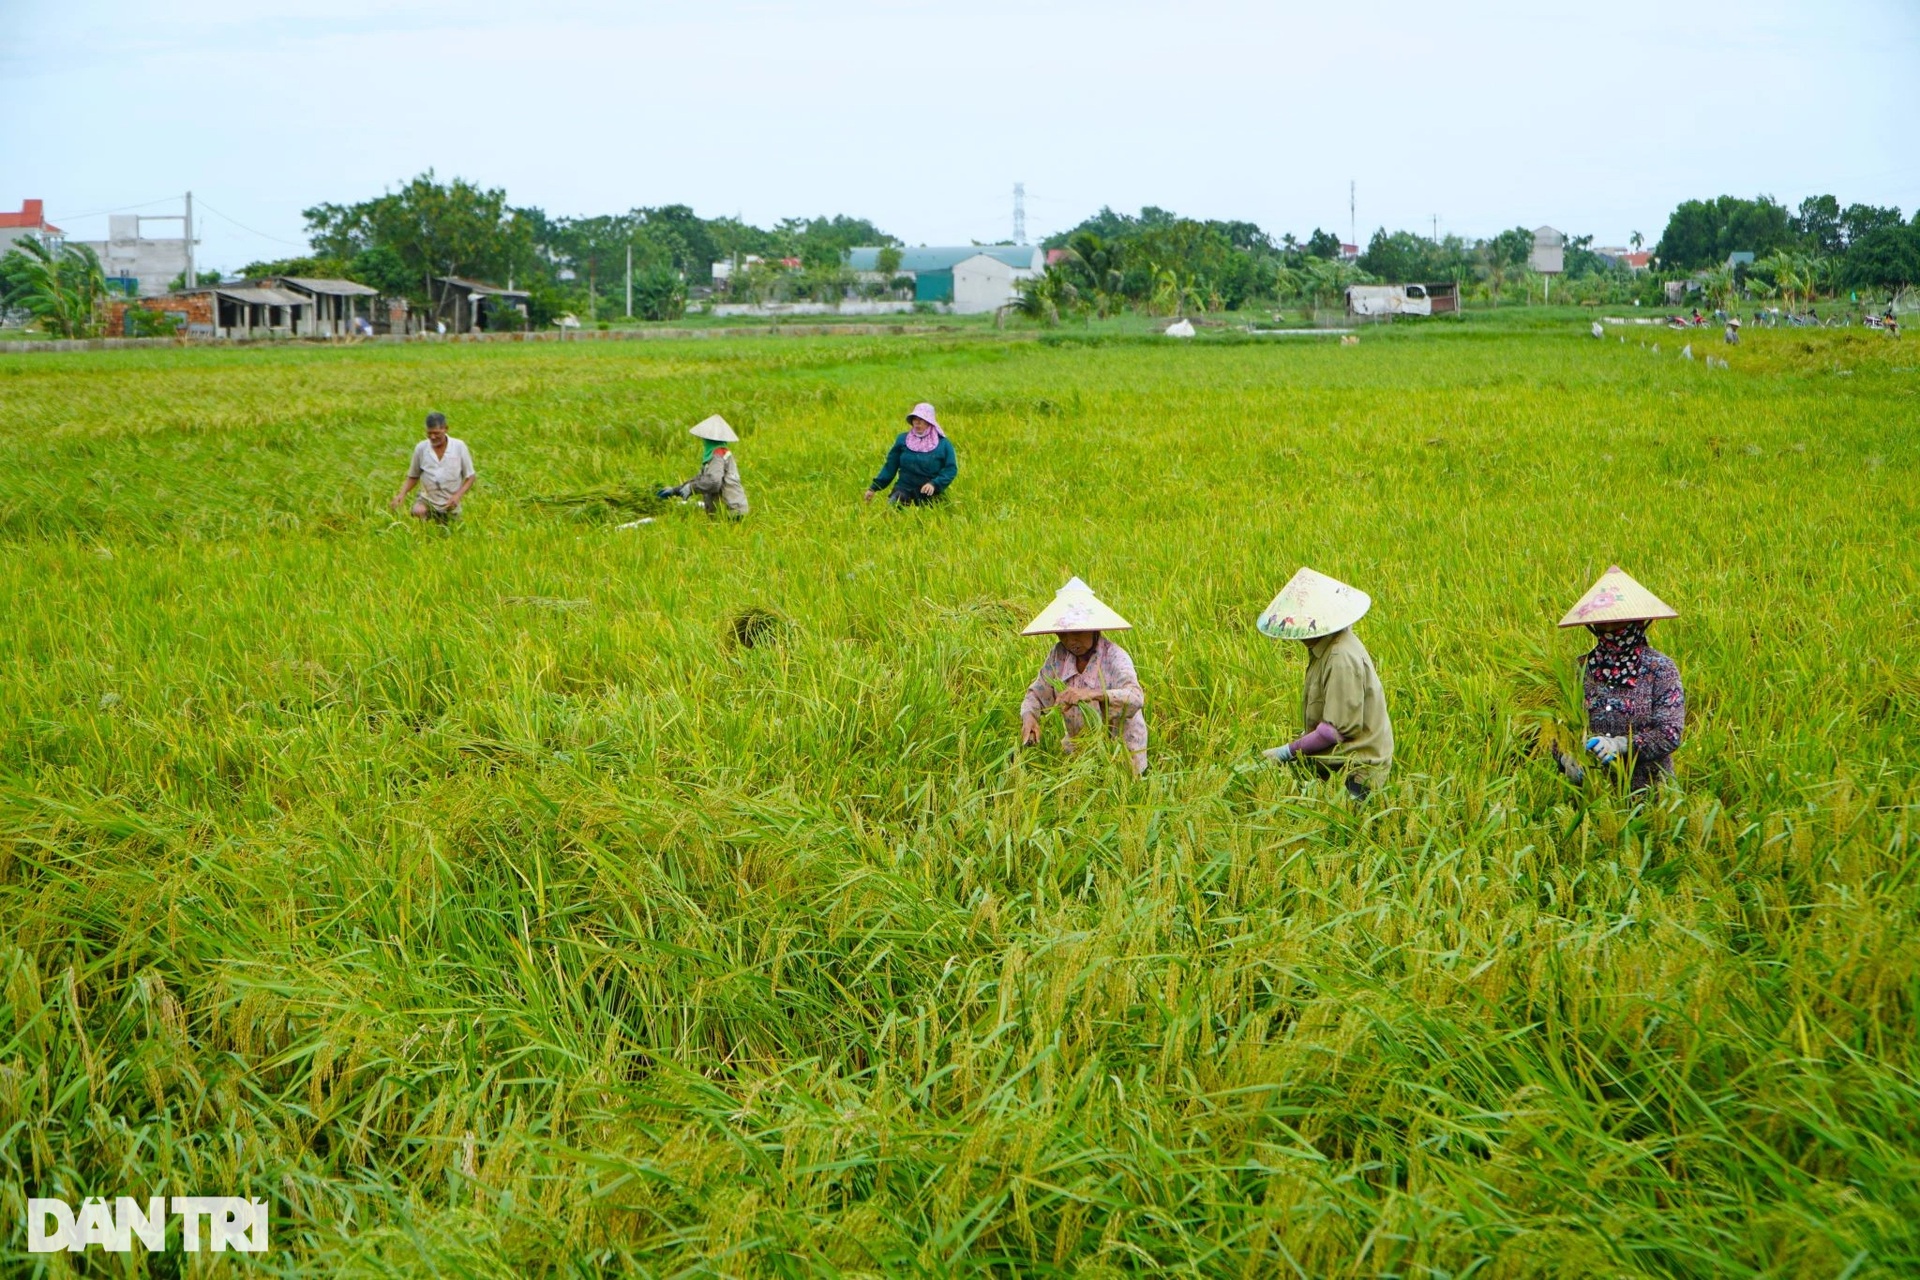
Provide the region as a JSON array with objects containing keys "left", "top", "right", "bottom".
[
  {"left": 1585, "top": 735, "right": 1630, "bottom": 764},
  {"left": 1263, "top": 745, "right": 1295, "bottom": 764}
]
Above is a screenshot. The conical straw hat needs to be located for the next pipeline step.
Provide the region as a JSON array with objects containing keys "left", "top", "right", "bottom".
[
  {"left": 689, "top": 414, "right": 738, "bottom": 442},
  {"left": 1557, "top": 565, "right": 1678, "bottom": 628},
  {"left": 1257, "top": 567, "right": 1371, "bottom": 640},
  {"left": 1021, "top": 577, "right": 1132, "bottom": 635}
]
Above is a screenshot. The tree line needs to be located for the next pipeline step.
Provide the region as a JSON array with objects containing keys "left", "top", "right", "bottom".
[
  {"left": 1653, "top": 193, "right": 1920, "bottom": 305},
  {"left": 248, "top": 172, "right": 895, "bottom": 324},
  {"left": 3, "top": 174, "right": 1915, "bottom": 338}
]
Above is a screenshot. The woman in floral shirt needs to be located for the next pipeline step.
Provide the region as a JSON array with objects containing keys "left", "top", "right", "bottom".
[
  {"left": 1018, "top": 578, "right": 1148, "bottom": 776},
  {"left": 1555, "top": 566, "right": 1686, "bottom": 791}
]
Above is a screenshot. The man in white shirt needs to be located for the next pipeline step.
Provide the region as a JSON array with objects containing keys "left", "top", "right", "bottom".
[{"left": 390, "top": 412, "right": 476, "bottom": 521}]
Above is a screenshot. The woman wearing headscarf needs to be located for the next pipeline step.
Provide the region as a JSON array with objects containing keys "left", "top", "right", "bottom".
[
  {"left": 1258, "top": 567, "right": 1394, "bottom": 801},
  {"left": 1553, "top": 565, "right": 1685, "bottom": 791},
  {"left": 864, "top": 402, "right": 957, "bottom": 506},
  {"left": 1018, "top": 577, "right": 1148, "bottom": 776},
  {"left": 658, "top": 414, "right": 749, "bottom": 517}
]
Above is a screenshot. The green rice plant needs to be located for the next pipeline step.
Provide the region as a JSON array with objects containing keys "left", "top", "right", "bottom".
[{"left": 0, "top": 321, "right": 1915, "bottom": 1275}]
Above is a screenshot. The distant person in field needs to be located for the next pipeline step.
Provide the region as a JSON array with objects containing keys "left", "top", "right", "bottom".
[
  {"left": 864, "top": 402, "right": 957, "bottom": 506},
  {"left": 1724, "top": 316, "right": 1740, "bottom": 345},
  {"left": 1018, "top": 578, "right": 1148, "bottom": 776},
  {"left": 390, "top": 412, "right": 475, "bottom": 522},
  {"left": 658, "top": 414, "right": 749, "bottom": 517},
  {"left": 1258, "top": 567, "right": 1394, "bottom": 801},
  {"left": 1550, "top": 566, "right": 1686, "bottom": 792}
]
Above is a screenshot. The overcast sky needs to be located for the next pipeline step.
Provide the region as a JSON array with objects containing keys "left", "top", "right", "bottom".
[{"left": 5, "top": 0, "right": 1916, "bottom": 271}]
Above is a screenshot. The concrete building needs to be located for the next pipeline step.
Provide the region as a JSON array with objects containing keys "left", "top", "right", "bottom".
[
  {"left": 0, "top": 199, "right": 64, "bottom": 253},
  {"left": 76, "top": 215, "right": 192, "bottom": 297},
  {"left": 107, "top": 284, "right": 310, "bottom": 338},
  {"left": 846, "top": 245, "right": 1044, "bottom": 313},
  {"left": 268, "top": 277, "right": 380, "bottom": 336},
  {"left": 428, "top": 276, "right": 529, "bottom": 332}
]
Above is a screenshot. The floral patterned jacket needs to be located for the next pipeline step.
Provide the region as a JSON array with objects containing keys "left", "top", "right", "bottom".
[{"left": 1585, "top": 648, "right": 1685, "bottom": 783}]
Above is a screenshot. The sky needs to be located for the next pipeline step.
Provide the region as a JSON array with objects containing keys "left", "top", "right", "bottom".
[{"left": 4, "top": 0, "right": 1916, "bottom": 272}]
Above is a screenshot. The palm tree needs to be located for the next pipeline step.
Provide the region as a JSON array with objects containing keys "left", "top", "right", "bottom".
[
  {"left": 1630, "top": 231, "right": 1644, "bottom": 252},
  {"left": 1012, "top": 267, "right": 1077, "bottom": 325},
  {"left": 1056, "top": 232, "right": 1126, "bottom": 317},
  {"left": 0, "top": 238, "right": 108, "bottom": 338}
]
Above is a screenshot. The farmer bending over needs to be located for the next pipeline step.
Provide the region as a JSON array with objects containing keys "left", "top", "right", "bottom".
[
  {"left": 1259, "top": 567, "right": 1394, "bottom": 801},
  {"left": 1550, "top": 565, "right": 1686, "bottom": 792},
  {"left": 1018, "top": 577, "right": 1148, "bottom": 776},
  {"left": 658, "top": 415, "right": 749, "bottom": 517},
  {"left": 391, "top": 412, "right": 475, "bottom": 522}
]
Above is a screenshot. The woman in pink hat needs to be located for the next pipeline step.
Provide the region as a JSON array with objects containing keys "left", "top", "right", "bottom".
[{"left": 864, "top": 402, "right": 957, "bottom": 506}]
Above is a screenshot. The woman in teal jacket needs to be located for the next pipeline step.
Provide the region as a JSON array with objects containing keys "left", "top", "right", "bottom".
[{"left": 864, "top": 402, "right": 958, "bottom": 506}]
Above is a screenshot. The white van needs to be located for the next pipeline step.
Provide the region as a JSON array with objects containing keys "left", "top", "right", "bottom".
[{"left": 1345, "top": 283, "right": 1458, "bottom": 317}]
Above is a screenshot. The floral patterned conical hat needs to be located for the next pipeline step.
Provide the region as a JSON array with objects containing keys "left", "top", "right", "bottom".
[
  {"left": 1557, "top": 565, "right": 1678, "bottom": 628},
  {"left": 1257, "top": 567, "right": 1371, "bottom": 640},
  {"left": 1021, "top": 577, "right": 1132, "bottom": 635}
]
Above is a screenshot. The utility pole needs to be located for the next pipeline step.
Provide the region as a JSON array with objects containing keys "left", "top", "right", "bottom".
[
  {"left": 1431, "top": 214, "right": 1438, "bottom": 242},
  {"left": 184, "top": 191, "right": 196, "bottom": 288},
  {"left": 626, "top": 243, "right": 633, "bottom": 318},
  {"left": 1013, "top": 182, "right": 1026, "bottom": 246}
]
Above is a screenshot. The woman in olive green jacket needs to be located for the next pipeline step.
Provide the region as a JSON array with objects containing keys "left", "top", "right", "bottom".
[{"left": 1257, "top": 566, "right": 1394, "bottom": 800}]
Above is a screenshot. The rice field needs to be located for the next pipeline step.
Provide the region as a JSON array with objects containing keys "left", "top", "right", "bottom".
[{"left": 1, "top": 322, "right": 1916, "bottom": 1276}]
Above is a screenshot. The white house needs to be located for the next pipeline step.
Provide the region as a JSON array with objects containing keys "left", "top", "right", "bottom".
[{"left": 846, "top": 245, "right": 1044, "bottom": 313}]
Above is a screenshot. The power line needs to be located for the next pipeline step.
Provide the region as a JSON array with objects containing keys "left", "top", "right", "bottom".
[
  {"left": 193, "top": 199, "right": 308, "bottom": 248},
  {"left": 44, "top": 195, "right": 184, "bottom": 224}
]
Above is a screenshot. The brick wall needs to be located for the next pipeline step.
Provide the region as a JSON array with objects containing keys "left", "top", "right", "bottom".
[{"left": 106, "top": 292, "right": 215, "bottom": 337}]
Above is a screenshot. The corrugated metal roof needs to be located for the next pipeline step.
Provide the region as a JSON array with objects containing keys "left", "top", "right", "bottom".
[
  {"left": 847, "top": 245, "right": 1043, "bottom": 274},
  {"left": 276, "top": 277, "right": 379, "bottom": 296},
  {"left": 433, "top": 275, "right": 529, "bottom": 298},
  {"left": 213, "top": 286, "right": 307, "bottom": 306}
]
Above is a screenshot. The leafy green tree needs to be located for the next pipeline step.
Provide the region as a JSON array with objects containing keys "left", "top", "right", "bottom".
[
  {"left": 1304, "top": 228, "right": 1342, "bottom": 260},
  {"left": 1843, "top": 223, "right": 1920, "bottom": 290},
  {"left": 1359, "top": 228, "right": 1442, "bottom": 282},
  {"left": 234, "top": 255, "right": 355, "bottom": 280},
  {"left": 0, "top": 239, "right": 109, "bottom": 337},
  {"left": 632, "top": 205, "right": 718, "bottom": 283},
  {"left": 349, "top": 245, "right": 415, "bottom": 298},
  {"left": 1792, "top": 195, "right": 1843, "bottom": 255},
  {"left": 632, "top": 266, "right": 686, "bottom": 321},
  {"left": 1042, "top": 206, "right": 1180, "bottom": 249},
  {"left": 1656, "top": 196, "right": 1793, "bottom": 269},
  {"left": 1657, "top": 200, "right": 1725, "bottom": 269},
  {"left": 1487, "top": 227, "right": 1534, "bottom": 268},
  {"left": 167, "top": 268, "right": 223, "bottom": 289},
  {"left": 303, "top": 171, "right": 534, "bottom": 298},
  {"left": 770, "top": 215, "right": 896, "bottom": 269},
  {"left": 1840, "top": 203, "right": 1904, "bottom": 248},
  {"left": 550, "top": 214, "right": 636, "bottom": 319}
]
